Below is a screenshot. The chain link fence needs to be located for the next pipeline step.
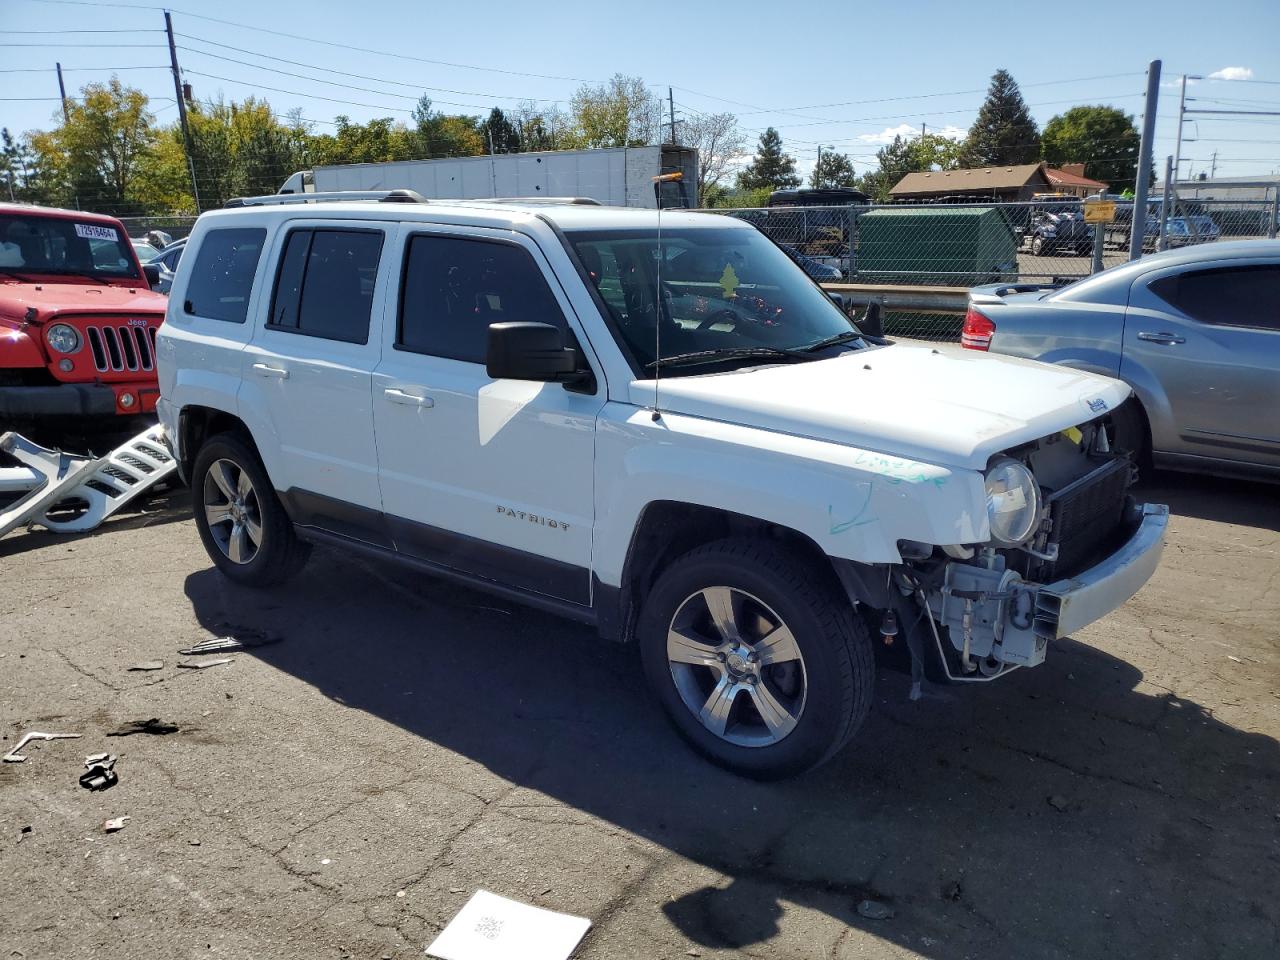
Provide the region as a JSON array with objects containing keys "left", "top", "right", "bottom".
[
  {"left": 706, "top": 195, "right": 1278, "bottom": 341},
  {"left": 117, "top": 215, "right": 200, "bottom": 246}
]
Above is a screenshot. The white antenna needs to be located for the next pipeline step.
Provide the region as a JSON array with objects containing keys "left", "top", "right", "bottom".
[{"left": 650, "top": 171, "right": 682, "bottom": 422}]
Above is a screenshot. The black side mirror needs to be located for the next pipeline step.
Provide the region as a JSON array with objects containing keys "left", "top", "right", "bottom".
[
  {"left": 487, "top": 322, "right": 583, "bottom": 383},
  {"left": 854, "top": 301, "right": 884, "bottom": 339},
  {"left": 142, "top": 262, "right": 161, "bottom": 287},
  {"left": 826, "top": 291, "right": 848, "bottom": 314}
]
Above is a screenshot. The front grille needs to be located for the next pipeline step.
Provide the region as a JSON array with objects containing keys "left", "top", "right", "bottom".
[
  {"left": 85, "top": 324, "right": 156, "bottom": 373},
  {"left": 1032, "top": 458, "right": 1132, "bottom": 581}
]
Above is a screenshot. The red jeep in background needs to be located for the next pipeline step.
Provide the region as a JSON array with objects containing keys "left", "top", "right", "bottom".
[{"left": 1, "top": 203, "right": 168, "bottom": 426}]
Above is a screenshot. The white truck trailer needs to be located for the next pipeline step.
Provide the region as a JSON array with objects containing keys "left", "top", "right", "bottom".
[{"left": 278, "top": 145, "right": 699, "bottom": 208}]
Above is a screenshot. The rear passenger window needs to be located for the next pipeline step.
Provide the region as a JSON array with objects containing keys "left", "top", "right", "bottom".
[
  {"left": 183, "top": 228, "right": 266, "bottom": 323},
  {"left": 1149, "top": 265, "right": 1280, "bottom": 331},
  {"left": 397, "top": 235, "right": 565, "bottom": 363},
  {"left": 268, "top": 229, "right": 384, "bottom": 343}
]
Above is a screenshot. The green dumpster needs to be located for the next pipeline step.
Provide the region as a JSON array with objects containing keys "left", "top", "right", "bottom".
[{"left": 855, "top": 206, "right": 1019, "bottom": 285}]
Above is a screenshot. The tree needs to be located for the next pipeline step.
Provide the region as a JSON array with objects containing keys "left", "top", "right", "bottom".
[
  {"left": 509, "top": 100, "right": 568, "bottom": 152},
  {"left": 960, "top": 69, "right": 1040, "bottom": 167},
  {"left": 856, "top": 133, "right": 963, "bottom": 200},
  {"left": 810, "top": 150, "right": 857, "bottom": 189},
  {"left": 411, "top": 96, "right": 484, "bottom": 158},
  {"left": 677, "top": 111, "right": 745, "bottom": 202},
  {"left": 736, "top": 128, "right": 799, "bottom": 191},
  {"left": 1041, "top": 105, "right": 1140, "bottom": 189},
  {"left": 479, "top": 107, "right": 521, "bottom": 153},
  {"left": 568, "top": 74, "right": 662, "bottom": 149},
  {"left": 26, "top": 78, "right": 156, "bottom": 214}
]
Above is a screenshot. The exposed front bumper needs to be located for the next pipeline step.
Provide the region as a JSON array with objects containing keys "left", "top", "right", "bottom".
[{"left": 1034, "top": 502, "right": 1169, "bottom": 639}]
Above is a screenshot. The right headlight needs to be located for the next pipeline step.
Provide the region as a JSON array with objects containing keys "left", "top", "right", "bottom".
[
  {"left": 984, "top": 457, "right": 1041, "bottom": 546},
  {"left": 46, "top": 323, "right": 82, "bottom": 354}
]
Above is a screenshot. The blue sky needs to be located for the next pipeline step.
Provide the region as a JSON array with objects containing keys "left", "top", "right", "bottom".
[{"left": 4, "top": 0, "right": 1279, "bottom": 183}]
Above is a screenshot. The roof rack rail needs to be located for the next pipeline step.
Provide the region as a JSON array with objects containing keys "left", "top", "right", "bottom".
[
  {"left": 223, "top": 189, "right": 427, "bottom": 208},
  {"left": 471, "top": 196, "right": 602, "bottom": 206}
]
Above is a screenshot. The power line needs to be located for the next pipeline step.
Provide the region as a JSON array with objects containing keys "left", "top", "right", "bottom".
[
  {"left": 174, "top": 35, "right": 567, "bottom": 105},
  {"left": 181, "top": 69, "right": 414, "bottom": 114}
]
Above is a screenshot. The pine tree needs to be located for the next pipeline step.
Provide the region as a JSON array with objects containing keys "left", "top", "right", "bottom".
[
  {"left": 810, "top": 150, "right": 857, "bottom": 189},
  {"left": 479, "top": 108, "right": 521, "bottom": 154},
  {"left": 736, "top": 127, "right": 800, "bottom": 191},
  {"left": 961, "top": 70, "right": 1040, "bottom": 167}
]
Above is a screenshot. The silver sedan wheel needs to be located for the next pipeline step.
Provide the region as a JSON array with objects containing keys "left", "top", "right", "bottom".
[
  {"left": 202, "top": 458, "right": 263, "bottom": 565},
  {"left": 666, "top": 586, "right": 807, "bottom": 748}
]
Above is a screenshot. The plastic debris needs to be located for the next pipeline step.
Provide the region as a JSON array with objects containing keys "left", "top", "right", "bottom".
[
  {"left": 127, "top": 660, "right": 165, "bottom": 672},
  {"left": 84, "top": 752, "right": 110, "bottom": 766},
  {"left": 856, "top": 899, "right": 895, "bottom": 921},
  {"left": 80, "top": 755, "right": 118, "bottom": 791},
  {"left": 103, "top": 816, "right": 130, "bottom": 833},
  {"left": 18, "top": 825, "right": 32, "bottom": 843},
  {"left": 2, "top": 730, "right": 82, "bottom": 763},
  {"left": 107, "top": 718, "right": 179, "bottom": 737},
  {"left": 176, "top": 657, "right": 234, "bottom": 670},
  {"left": 426, "top": 890, "right": 591, "bottom": 960}
]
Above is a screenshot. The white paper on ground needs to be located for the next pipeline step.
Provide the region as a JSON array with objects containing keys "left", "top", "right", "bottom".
[{"left": 426, "top": 890, "right": 591, "bottom": 960}]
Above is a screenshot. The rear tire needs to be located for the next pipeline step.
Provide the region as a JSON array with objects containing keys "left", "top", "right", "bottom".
[
  {"left": 191, "top": 432, "right": 310, "bottom": 587},
  {"left": 637, "top": 538, "right": 874, "bottom": 780}
]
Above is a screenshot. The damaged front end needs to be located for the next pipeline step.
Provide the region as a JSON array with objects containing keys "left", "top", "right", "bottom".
[{"left": 887, "top": 416, "right": 1168, "bottom": 687}]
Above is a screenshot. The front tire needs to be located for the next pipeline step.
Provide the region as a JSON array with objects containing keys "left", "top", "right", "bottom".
[
  {"left": 638, "top": 539, "right": 874, "bottom": 780},
  {"left": 191, "top": 432, "right": 310, "bottom": 587}
]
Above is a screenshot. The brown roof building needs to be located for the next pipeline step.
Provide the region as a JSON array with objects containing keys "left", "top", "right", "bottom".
[{"left": 889, "top": 162, "right": 1107, "bottom": 201}]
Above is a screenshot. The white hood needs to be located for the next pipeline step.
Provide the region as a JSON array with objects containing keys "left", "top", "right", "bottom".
[{"left": 631, "top": 343, "right": 1131, "bottom": 471}]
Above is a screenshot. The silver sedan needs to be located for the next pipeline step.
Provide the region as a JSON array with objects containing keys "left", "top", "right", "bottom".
[{"left": 964, "top": 239, "right": 1280, "bottom": 482}]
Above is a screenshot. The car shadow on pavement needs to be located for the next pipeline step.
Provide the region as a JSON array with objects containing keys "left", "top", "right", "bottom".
[
  {"left": 182, "top": 542, "right": 1280, "bottom": 959},
  {"left": 0, "top": 486, "right": 191, "bottom": 559},
  {"left": 1139, "top": 469, "right": 1280, "bottom": 531}
]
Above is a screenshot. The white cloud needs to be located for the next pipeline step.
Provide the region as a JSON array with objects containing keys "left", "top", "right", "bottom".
[
  {"left": 1208, "top": 66, "right": 1253, "bottom": 81},
  {"left": 855, "top": 123, "right": 966, "bottom": 145}
]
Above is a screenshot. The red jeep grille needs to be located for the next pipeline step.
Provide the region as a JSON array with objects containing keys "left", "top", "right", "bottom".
[{"left": 86, "top": 324, "right": 156, "bottom": 373}]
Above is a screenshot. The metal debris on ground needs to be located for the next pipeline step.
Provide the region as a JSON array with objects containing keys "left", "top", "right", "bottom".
[
  {"left": 80, "top": 755, "right": 118, "bottom": 791},
  {"left": 127, "top": 660, "right": 165, "bottom": 672},
  {"left": 107, "top": 718, "right": 180, "bottom": 737},
  {"left": 175, "top": 657, "right": 234, "bottom": 670},
  {"left": 179, "top": 628, "right": 280, "bottom": 655},
  {"left": 856, "top": 899, "right": 895, "bottom": 921},
  {"left": 2, "top": 730, "right": 82, "bottom": 763},
  {"left": 102, "top": 816, "right": 130, "bottom": 833}
]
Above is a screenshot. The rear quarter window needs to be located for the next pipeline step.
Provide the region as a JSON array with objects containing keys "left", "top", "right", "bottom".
[
  {"left": 1149, "top": 264, "right": 1280, "bottom": 331},
  {"left": 182, "top": 228, "right": 267, "bottom": 324}
]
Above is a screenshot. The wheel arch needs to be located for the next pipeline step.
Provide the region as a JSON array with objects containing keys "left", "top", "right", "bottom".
[
  {"left": 602, "top": 500, "right": 874, "bottom": 644},
  {"left": 177, "top": 404, "right": 257, "bottom": 483}
]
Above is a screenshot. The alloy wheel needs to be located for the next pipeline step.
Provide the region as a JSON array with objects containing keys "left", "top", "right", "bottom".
[
  {"left": 202, "top": 458, "right": 263, "bottom": 565},
  {"left": 666, "top": 586, "right": 807, "bottom": 748}
]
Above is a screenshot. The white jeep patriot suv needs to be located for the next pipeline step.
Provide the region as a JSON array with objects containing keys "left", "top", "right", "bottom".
[{"left": 156, "top": 190, "right": 1167, "bottom": 779}]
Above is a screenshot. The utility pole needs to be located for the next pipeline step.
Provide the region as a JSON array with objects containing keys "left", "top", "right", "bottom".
[
  {"left": 1129, "top": 59, "right": 1161, "bottom": 261},
  {"left": 1210, "top": 150, "right": 1218, "bottom": 179},
  {"left": 668, "top": 87, "right": 676, "bottom": 144},
  {"left": 164, "top": 11, "right": 201, "bottom": 212},
  {"left": 1158, "top": 156, "right": 1173, "bottom": 251},
  {"left": 921, "top": 122, "right": 927, "bottom": 139},
  {"left": 55, "top": 62, "right": 70, "bottom": 123}
]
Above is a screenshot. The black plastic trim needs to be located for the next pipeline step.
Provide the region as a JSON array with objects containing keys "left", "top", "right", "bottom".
[{"left": 294, "top": 526, "right": 597, "bottom": 626}]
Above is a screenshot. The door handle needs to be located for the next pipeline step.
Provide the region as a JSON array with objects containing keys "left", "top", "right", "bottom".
[
  {"left": 252, "top": 363, "right": 289, "bottom": 379},
  {"left": 383, "top": 387, "right": 434, "bottom": 407},
  {"left": 1136, "top": 331, "right": 1185, "bottom": 345}
]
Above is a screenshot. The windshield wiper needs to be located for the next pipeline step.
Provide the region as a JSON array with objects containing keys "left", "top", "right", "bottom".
[
  {"left": 646, "top": 346, "right": 815, "bottom": 370},
  {"left": 800, "top": 330, "right": 865, "bottom": 353}
]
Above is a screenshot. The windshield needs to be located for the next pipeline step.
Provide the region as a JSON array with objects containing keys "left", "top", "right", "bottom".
[
  {"left": 0, "top": 213, "right": 141, "bottom": 281},
  {"left": 567, "top": 225, "right": 862, "bottom": 375},
  {"left": 132, "top": 240, "right": 161, "bottom": 262}
]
